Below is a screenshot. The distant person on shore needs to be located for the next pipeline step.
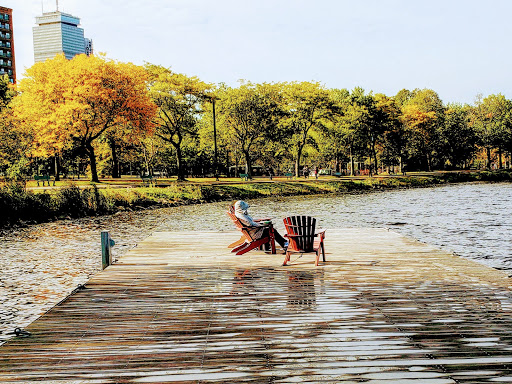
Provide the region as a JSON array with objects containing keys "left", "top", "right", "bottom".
[
  {"left": 314, "top": 166, "right": 319, "bottom": 179},
  {"left": 303, "top": 165, "right": 309, "bottom": 179},
  {"left": 234, "top": 200, "right": 287, "bottom": 249}
]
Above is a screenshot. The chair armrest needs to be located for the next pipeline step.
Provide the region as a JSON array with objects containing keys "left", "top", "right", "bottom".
[
  {"left": 255, "top": 218, "right": 271, "bottom": 222},
  {"left": 284, "top": 233, "right": 302, "bottom": 238},
  {"left": 315, "top": 229, "right": 326, "bottom": 238}
]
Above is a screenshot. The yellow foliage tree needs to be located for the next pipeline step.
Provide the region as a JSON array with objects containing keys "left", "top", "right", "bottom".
[{"left": 12, "top": 54, "right": 156, "bottom": 182}]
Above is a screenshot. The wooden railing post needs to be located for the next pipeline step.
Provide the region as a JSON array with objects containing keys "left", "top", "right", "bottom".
[{"left": 101, "top": 231, "right": 115, "bottom": 270}]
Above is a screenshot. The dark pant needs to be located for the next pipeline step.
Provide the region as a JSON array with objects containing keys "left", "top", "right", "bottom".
[{"left": 262, "top": 227, "right": 286, "bottom": 248}]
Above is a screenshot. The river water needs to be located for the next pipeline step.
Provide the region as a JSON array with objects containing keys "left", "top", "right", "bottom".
[{"left": 1, "top": 181, "right": 511, "bottom": 344}]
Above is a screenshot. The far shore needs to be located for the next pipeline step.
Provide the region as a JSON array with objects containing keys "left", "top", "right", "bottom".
[{"left": 1, "top": 169, "right": 511, "bottom": 229}]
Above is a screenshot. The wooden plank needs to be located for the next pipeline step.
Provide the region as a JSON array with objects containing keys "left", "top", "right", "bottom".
[{"left": 1, "top": 229, "right": 512, "bottom": 383}]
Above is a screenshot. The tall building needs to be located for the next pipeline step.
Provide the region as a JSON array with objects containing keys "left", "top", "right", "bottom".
[
  {"left": 33, "top": 10, "right": 93, "bottom": 63},
  {"left": 0, "top": 6, "right": 15, "bottom": 83}
]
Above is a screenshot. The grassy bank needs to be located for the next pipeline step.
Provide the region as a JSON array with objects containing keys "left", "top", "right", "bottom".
[{"left": 1, "top": 170, "right": 511, "bottom": 228}]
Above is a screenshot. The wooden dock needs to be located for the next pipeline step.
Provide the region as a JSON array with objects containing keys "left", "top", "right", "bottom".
[{"left": 2, "top": 228, "right": 512, "bottom": 383}]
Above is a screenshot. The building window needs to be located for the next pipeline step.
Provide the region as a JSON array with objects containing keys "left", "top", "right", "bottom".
[
  {"left": 4, "top": 15, "right": 9, "bottom": 21},
  {"left": 5, "top": 33, "right": 9, "bottom": 39},
  {"left": 6, "top": 42, "right": 9, "bottom": 47}
]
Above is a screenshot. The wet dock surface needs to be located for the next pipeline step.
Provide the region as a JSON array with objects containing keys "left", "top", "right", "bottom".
[{"left": 2, "top": 228, "right": 512, "bottom": 383}]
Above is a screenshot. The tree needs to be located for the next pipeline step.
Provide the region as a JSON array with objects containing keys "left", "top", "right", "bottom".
[
  {"left": 0, "top": 74, "right": 28, "bottom": 180},
  {"left": 0, "top": 109, "right": 33, "bottom": 181},
  {"left": 375, "top": 93, "right": 405, "bottom": 173},
  {"left": 470, "top": 94, "right": 512, "bottom": 169},
  {"left": 400, "top": 89, "right": 444, "bottom": 171},
  {"left": 439, "top": 104, "right": 477, "bottom": 169},
  {"left": 320, "top": 88, "right": 349, "bottom": 173},
  {"left": 349, "top": 88, "right": 383, "bottom": 175},
  {"left": 331, "top": 88, "right": 379, "bottom": 175},
  {"left": 12, "top": 54, "right": 156, "bottom": 182},
  {"left": 0, "top": 73, "right": 15, "bottom": 109},
  {"left": 146, "top": 64, "right": 212, "bottom": 181},
  {"left": 281, "top": 82, "right": 333, "bottom": 177},
  {"left": 219, "top": 82, "right": 285, "bottom": 178}
]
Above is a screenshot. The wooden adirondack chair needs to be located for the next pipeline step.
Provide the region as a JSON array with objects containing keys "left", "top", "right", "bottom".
[
  {"left": 227, "top": 206, "right": 276, "bottom": 255},
  {"left": 282, "top": 216, "right": 326, "bottom": 266}
]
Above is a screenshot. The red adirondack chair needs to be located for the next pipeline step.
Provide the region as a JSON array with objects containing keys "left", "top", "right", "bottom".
[
  {"left": 282, "top": 216, "right": 326, "bottom": 266},
  {"left": 227, "top": 206, "right": 276, "bottom": 255}
]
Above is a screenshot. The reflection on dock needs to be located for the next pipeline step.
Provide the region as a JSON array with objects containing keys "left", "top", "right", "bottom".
[{"left": 1, "top": 229, "right": 512, "bottom": 383}]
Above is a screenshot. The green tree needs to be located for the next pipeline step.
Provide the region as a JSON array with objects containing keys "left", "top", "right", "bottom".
[
  {"left": 334, "top": 88, "right": 380, "bottom": 175},
  {"left": 0, "top": 110, "right": 33, "bottom": 181},
  {"left": 439, "top": 104, "right": 478, "bottom": 169},
  {"left": 218, "top": 81, "right": 285, "bottom": 178},
  {"left": 146, "top": 64, "right": 212, "bottom": 181},
  {"left": 320, "top": 88, "right": 350, "bottom": 173},
  {"left": 470, "top": 94, "right": 512, "bottom": 169},
  {"left": 375, "top": 93, "right": 405, "bottom": 173},
  {"left": 281, "top": 82, "right": 333, "bottom": 177}
]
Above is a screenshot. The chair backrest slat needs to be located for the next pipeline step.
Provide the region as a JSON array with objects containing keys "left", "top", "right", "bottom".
[{"left": 284, "top": 215, "right": 316, "bottom": 252}]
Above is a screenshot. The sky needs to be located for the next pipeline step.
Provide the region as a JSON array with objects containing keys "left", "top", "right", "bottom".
[{"left": 4, "top": 0, "right": 512, "bottom": 104}]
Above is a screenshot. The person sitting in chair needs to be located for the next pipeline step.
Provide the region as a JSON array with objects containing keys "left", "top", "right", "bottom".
[{"left": 234, "top": 200, "right": 288, "bottom": 249}]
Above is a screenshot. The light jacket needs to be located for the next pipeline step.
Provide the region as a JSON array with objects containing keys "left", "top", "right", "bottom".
[{"left": 234, "top": 200, "right": 265, "bottom": 239}]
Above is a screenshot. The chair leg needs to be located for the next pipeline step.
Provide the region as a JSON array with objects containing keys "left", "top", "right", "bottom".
[
  {"left": 315, "top": 250, "right": 320, "bottom": 266},
  {"left": 269, "top": 227, "right": 276, "bottom": 254},
  {"left": 283, "top": 251, "right": 291, "bottom": 266},
  {"left": 321, "top": 242, "right": 326, "bottom": 262}
]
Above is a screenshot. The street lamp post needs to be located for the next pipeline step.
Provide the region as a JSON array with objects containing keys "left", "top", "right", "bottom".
[{"left": 212, "top": 98, "right": 219, "bottom": 181}]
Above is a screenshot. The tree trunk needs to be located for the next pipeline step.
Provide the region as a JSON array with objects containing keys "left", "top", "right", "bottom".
[
  {"left": 109, "top": 138, "right": 120, "bottom": 178},
  {"left": 176, "top": 145, "right": 185, "bottom": 181},
  {"left": 295, "top": 144, "right": 304, "bottom": 178},
  {"left": 85, "top": 143, "right": 99, "bottom": 183},
  {"left": 54, "top": 155, "right": 60, "bottom": 181},
  {"left": 350, "top": 145, "right": 355, "bottom": 176},
  {"left": 372, "top": 143, "right": 378, "bottom": 175},
  {"left": 486, "top": 147, "right": 492, "bottom": 169},
  {"left": 234, "top": 151, "right": 238, "bottom": 178},
  {"left": 243, "top": 150, "right": 252, "bottom": 178},
  {"left": 498, "top": 147, "right": 503, "bottom": 169},
  {"left": 142, "top": 146, "right": 150, "bottom": 175},
  {"left": 368, "top": 153, "right": 372, "bottom": 177}
]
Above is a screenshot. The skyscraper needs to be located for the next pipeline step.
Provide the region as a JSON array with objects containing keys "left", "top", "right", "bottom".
[
  {"left": 0, "top": 6, "right": 15, "bottom": 83},
  {"left": 33, "top": 10, "right": 93, "bottom": 63}
]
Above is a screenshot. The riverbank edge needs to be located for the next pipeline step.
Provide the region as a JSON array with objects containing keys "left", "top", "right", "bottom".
[{"left": 1, "top": 170, "right": 511, "bottom": 229}]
